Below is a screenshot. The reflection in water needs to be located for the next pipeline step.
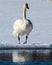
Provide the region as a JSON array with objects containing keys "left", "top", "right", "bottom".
[{"left": 0, "top": 49, "right": 52, "bottom": 62}]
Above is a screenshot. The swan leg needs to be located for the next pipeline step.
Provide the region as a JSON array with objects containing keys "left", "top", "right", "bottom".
[
  {"left": 18, "top": 35, "right": 20, "bottom": 44},
  {"left": 23, "top": 36, "right": 28, "bottom": 44}
]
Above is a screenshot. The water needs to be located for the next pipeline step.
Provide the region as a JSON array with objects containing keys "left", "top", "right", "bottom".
[
  {"left": 0, "top": 61, "right": 52, "bottom": 65},
  {"left": 0, "top": 49, "right": 52, "bottom": 65}
]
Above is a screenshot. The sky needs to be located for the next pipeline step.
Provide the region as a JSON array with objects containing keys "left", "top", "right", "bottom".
[{"left": 0, "top": 0, "right": 52, "bottom": 45}]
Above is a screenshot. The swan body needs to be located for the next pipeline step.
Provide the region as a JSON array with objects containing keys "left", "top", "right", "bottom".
[
  {"left": 12, "top": 3, "right": 33, "bottom": 44},
  {"left": 13, "top": 19, "right": 33, "bottom": 36}
]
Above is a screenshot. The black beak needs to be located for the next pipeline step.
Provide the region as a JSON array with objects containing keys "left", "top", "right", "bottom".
[
  {"left": 26, "top": 3, "right": 29, "bottom": 9},
  {"left": 27, "top": 6, "right": 29, "bottom": 9},
  {"left": 26, "top": 4, "right": 29, "bottom": 9}
]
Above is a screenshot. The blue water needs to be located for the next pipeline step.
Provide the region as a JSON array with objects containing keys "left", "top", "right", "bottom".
[{"left": 0, "top": 61, "right": 52, "bottom": 65}]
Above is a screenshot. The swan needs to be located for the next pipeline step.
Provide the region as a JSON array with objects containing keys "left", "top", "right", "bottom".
[{"left": 12, "top": 3, "right": 33, "bottom": 44}]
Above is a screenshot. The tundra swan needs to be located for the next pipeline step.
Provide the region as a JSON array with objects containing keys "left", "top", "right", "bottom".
[{"left": 12, "top": 3, "right": 33, "bottom": 44}]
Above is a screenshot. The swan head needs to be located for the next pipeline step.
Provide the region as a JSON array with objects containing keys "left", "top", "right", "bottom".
[{"left": 24, "top": 3, "right": 29, "bottom": 9}]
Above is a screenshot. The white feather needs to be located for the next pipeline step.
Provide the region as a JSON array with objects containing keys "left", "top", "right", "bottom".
[{"left": 12, "top": 3, "right": 33, "bottom": 41}]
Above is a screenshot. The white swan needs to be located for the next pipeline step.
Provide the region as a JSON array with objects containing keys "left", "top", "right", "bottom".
[{"left": 12, "top": 3, "right": 33, "bottom": 44}]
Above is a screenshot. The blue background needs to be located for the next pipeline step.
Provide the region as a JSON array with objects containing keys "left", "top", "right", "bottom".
[{"left": 0, "top": 0, "right": 52, "bottom": 45}]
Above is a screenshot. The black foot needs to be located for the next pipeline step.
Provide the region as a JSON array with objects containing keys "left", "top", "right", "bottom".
[{"left": 23, "top": 41, "right": 27, "bottom": 44}]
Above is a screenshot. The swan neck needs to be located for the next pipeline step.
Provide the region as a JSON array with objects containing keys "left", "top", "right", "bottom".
[{"left": 23, "top": 7, "right": 26, "bottom": 19}]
